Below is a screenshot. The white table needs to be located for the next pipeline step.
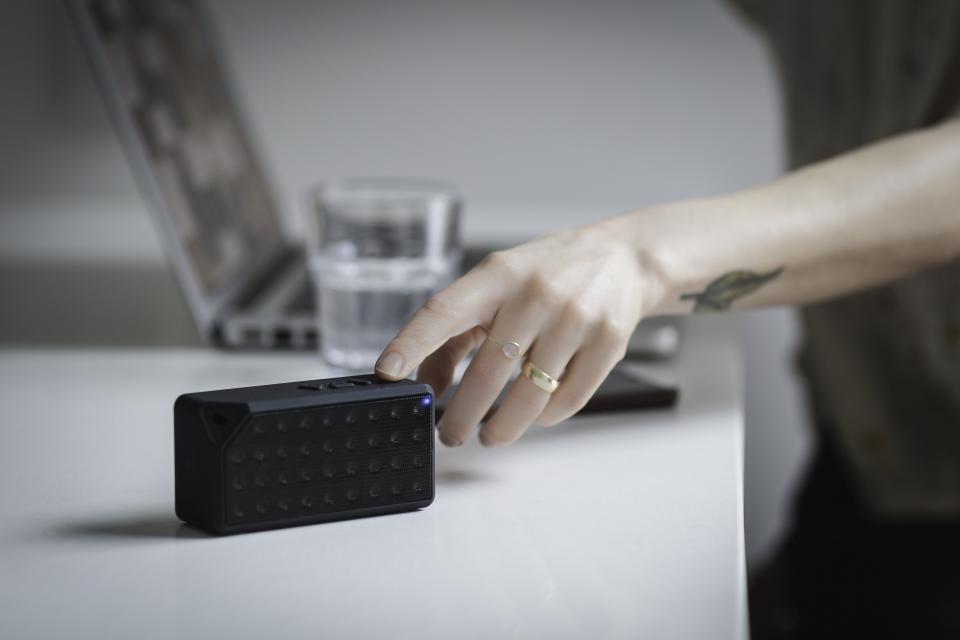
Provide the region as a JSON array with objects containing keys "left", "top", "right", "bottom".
[{"left": 0, "top": 316, "right": 745, "bottom": 640}]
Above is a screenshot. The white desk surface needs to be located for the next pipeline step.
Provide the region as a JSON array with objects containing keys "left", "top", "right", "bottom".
[{"left": 0, "top": 315, "right": 745, "bottom": 640}]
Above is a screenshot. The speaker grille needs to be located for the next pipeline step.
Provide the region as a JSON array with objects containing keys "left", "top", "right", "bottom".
[{"left": 224, "top": 395, "right": 433, "bottom": 526}]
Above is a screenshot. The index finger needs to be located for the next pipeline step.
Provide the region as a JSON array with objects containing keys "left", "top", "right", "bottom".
[{"left": 374, "top": 264, "right": 507, "bottom": 381}]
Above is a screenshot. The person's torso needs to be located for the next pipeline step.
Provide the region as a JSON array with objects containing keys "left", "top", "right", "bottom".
[{"left": 731, "top": 0, "right": 960, "bottom": 517}]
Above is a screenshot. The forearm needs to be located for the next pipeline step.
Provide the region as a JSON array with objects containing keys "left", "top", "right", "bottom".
[
  {"left": 378, "top": 119, "right": 960, "bottom": 446},
  {"left": 607, "top": 118, "right": 960, "bottom": 316}
]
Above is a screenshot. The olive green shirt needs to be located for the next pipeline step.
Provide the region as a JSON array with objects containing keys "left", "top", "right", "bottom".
[{"left": 731, "top": 0, "right": 960, "bottom": 517}]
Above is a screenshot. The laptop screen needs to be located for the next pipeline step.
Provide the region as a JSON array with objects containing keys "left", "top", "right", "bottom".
[{"left": 86, "top": 0, "right": 283, "bottom": 295}]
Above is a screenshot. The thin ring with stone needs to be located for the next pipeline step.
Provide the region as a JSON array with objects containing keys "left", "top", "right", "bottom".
[
  {"left": 486, "top": 335, "right": 526, "bottom": 360},
  {"left": 522, "top": 360, "right": 560, "bottom": 394}
]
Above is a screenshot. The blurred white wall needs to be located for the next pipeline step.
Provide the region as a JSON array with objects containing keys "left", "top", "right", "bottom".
[
  {"left": 0, "top": 0, "right": 810, "bottom": 568},
  {"left": 212, "top": 0, "right": 782, "bottom": 241}
]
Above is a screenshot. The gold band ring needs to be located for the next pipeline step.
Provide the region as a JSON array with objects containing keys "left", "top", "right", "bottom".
[
  {"left": 522, "top": 360, "right": 560, "bottom": 394},
  {"left": 487, "top": 336, "right": 526, "bottom": 360}
]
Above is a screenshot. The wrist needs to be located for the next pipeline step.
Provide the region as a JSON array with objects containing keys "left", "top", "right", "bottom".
[
  {"left": 617, "top": 192, "right": 793, "bottom": 315},
  {"left": 591, "top": 208, "right": 677, "bottom": 318}
]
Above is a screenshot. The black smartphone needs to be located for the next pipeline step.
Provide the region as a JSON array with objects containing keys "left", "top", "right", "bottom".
[{"left": 435, "top": 364, "right": 678, "bottom": 422}]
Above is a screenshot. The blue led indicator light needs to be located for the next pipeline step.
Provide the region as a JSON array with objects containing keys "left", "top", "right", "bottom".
[{"left": 420, "top": 396, "right": 432, "bottom": 406}]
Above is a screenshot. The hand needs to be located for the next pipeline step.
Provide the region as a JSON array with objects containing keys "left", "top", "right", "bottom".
[{"left": 375, "top": 221, "right": 654, "bottom": 447}]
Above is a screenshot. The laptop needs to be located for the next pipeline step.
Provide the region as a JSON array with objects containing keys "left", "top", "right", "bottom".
[
  {"left": 70, "top": 0, "right": 681, "bottom": 359},
  {"left": 70, "top": 0, "right": 316, "bottom": 349}
]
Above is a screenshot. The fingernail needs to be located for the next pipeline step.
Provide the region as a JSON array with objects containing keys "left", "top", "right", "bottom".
[
  {"left": 375, "top": 352, "right": 404, "bottom": 379},
  {"left": 439, "top": 432, "right": 462, "bottom": 447}
]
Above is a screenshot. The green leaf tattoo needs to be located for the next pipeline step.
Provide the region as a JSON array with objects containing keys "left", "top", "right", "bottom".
[{"left": 680, "top": 267, "right": 784, "bottom": 312}]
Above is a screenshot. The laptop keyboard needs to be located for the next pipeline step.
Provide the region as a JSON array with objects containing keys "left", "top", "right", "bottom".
[{"left": 286, "top": 280, "right": 315, "bottom": 313}]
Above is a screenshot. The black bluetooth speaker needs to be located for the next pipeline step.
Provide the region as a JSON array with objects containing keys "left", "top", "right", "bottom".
[{"left": 174, "top": 374, "right": 435, "bottom": 534}]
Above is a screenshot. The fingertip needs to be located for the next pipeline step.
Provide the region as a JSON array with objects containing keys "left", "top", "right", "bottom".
[
  {"left": 533, "top": 413, "right": 563, "bottom": 428},
  {"left": 438, "top": 432, "right": 462, "bottom": 447},
  {"left": 374, "top": 351, "right": 406, "bottom": 380},
  {"left": 535, "top": 420, "right": 560, "bottom": 428},
  {"left": 478, "top": 430, "right": 510, "bottom": 448}
]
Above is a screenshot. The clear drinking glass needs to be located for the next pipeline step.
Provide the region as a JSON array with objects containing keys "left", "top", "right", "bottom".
[{"left": 306, "top": 178, "right": 462, "bottom": 370}]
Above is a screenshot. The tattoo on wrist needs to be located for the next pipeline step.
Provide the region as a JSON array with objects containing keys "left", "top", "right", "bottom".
[{"left": 679, "top": 267, "right": 784, "bottom": 313}]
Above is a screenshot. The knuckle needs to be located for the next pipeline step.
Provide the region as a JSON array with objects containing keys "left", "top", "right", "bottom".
[
  {"left": 611, "top": 345, "right": 628, "bottom": 365},
  {"left": 481, "top": 250, "right": 519, "bottom": 275},
  {"left": 560, "top": 301, "right": 596, "bottom": 329},
  {"left": 597, "top": 317, "right": 631, "bottom": 345},
  {"left": 614, "top": 340, "right": 629, "bottom": 362},
  {"left": 422, "top": 293, "right": 456, "bottom": 319},
  {"left": 525, "top": 273, "right": 566, "bottom": 306}
]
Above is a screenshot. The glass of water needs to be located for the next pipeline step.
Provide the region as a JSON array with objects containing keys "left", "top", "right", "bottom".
[{"left": 306, "top": 178, "right": 462, "bottom": 370}]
